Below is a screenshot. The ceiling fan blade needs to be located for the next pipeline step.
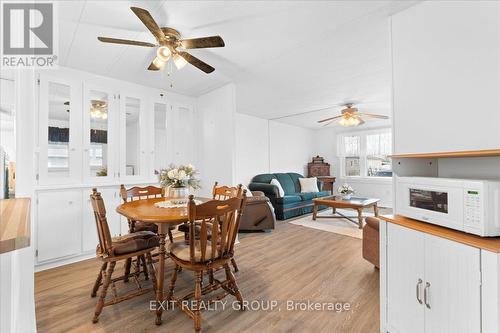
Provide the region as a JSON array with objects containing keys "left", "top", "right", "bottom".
[
  {"left": 178, "top": 51, "right": 215, "bottom": 73},
  {"left": 147, "top": 57, "right": 166, "bottom": 71},
  {"left": 317, "top": 115, "right": 343, "bottom": 123},
  {"left": 357, "top": 113, "right": 389, "bottom": 119},
  {"left": 322, "top": 119, "right": 339, "bottom": 127},
  {"left": 180, "top": 36, "right": 225, "bottom": 49},
  {"left": 130, "top": 7, "right": 166, "bottom": 42},
  {"left": 97, "top": 37, "right": 156, "bottom": 47}
]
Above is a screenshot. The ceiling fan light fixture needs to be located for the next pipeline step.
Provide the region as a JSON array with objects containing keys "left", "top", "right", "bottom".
[
  {"left": 156, "top": 46, "right": 171, "bottom": 61},
  {"left": 173, "top": 53, "right": 188, "bottom": 70},
  {"left": 339, "top": 115, "right": 361, "bottom": 127}
]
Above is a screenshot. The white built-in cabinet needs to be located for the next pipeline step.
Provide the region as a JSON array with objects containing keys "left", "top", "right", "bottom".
[
  {"left": 34, "top": 68, "right": 196, "bottom": 269},
  {"left": 37, "top": 189, "right": 82, "bottom": 262},
  {"left": 385, "top": 223, "right": 480, "bottom": 333},
  {"left": 391, "top": 1, "right": 500, "bottom": 154}
]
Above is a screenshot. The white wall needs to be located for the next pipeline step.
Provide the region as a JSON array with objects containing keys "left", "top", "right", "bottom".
[
  {"left": 196, "top": 83, "right": 236, "bottom": 197},
  {"left": 269, "top": 121, "right": 314, "bottom": 175},
  {"left": 234, "top": 113, "right": 269, "bottom": 186},
  {"left": 233, "top": 113, "right": 322, "bottom": 186}
]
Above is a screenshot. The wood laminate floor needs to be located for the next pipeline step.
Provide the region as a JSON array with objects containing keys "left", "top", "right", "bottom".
[{"left": 35, "top": 219, "right": 380, "bottom": 333}]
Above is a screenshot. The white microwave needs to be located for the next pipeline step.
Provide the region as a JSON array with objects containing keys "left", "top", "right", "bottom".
[{"left": 396, "top": 177, "right": 500, "bottom": 237}]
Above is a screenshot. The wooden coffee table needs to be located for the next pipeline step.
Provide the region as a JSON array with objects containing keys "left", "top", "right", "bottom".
[{"left": 312, "top": 196, "right": 380, "bottom": 229}]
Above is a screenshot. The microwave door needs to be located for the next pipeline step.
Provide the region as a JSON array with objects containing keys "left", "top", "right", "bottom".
[
  {"left": 402, "top": 184, "right": 464, "bottom": 230},
  {"left": 409, "top": 189, "right": 448, "bottom": 214}
]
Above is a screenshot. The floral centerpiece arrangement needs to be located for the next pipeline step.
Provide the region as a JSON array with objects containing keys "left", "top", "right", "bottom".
[
  {"left": 159, "top": 164, "right": 200, "bottom": 203},
  {"left": 338, "top": 183, "right": 355, "bottom": 200}
]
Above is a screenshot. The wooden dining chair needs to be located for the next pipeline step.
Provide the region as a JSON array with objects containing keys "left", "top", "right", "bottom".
[
  {"left": 167, "top": 192, "right": 247, "bottom": 333},
  {"left": 212, "top": 182, "right": 241, "bottom": 272},
  {"left": 89, "top": 188, "right": 158, "bottom": 323},
  {"left": 120, "top": 185, "right": 175, "bottom": 281},
  {"left": 178, "top": 182, "right": 241, "bottom": 272}
]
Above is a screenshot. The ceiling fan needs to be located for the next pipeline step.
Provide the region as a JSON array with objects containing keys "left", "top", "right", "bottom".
[
  {"left": 97, "top": 7, "right": 225, "bottom": 74},
  {"left": 317, "top": 104, "right": 389, "bottom": 127}
]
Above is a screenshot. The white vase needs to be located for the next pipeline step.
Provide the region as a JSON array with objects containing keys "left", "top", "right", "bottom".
[
  {"left": 168, "top": 187, "right": 189, "bottom": 204},
  {"left": 343, "top": 194, "right": 352, "bottom": 200}
]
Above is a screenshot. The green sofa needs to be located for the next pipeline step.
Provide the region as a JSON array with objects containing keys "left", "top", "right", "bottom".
[{"left": 248, "top": 173, "right": 331, "bottom": 220}]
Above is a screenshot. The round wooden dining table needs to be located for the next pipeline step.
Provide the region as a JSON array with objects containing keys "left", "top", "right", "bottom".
[{"left": 116, "top": 197, "right": 208, "bottom": 325}]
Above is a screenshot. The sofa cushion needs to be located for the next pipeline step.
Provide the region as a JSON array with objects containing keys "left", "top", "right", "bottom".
[
  {"left": 271, "top": 179, "right": 285, "bottom": 197},
  {"left": 299, "top": 177, "right": 319, "bottom": 193},
  {"left": 252, "top": 174, "right": 277, "bottom": 184},
  {"left": 298, "top": 192, "right": 315, "bottom": 201},
  {"left": 315, "top": 191, "right": 331, "bottom": 198},
  {"left": 287, "top": 173, "right": 305, "bottom": 193},
  {"left": 275, "top": 195, "right": 302, "bottom": 205},
  {"left": 274, "top": 173, "right": 296, "bottom": 195}
]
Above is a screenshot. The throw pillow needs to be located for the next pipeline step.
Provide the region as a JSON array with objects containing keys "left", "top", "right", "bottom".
[
  {"left": 241, "top": 185, "right": 253, "bottom": 197},
  {"left": 270, "top": 179, "right": 285, "bottom": 197},
  {"left": 299, "top": 177, "right": 319, "bottom": 193}
]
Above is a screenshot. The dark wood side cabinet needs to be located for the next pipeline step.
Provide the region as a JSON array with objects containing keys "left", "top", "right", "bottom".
[{"left": 307, "top": 156, "right": 336, "bottom": 194}]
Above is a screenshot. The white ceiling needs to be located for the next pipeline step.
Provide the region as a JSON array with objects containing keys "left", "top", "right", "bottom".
[{"left": 58, "top": 0, "right": 418, "bottom": 129}]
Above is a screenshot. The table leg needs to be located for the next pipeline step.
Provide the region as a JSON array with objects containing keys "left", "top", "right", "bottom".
[
  {"left": 312, "top": 203, "right": 318, "bottom": 220},
  {"left": 374, "top": 203, "right": 379, "bottom": 217},
  {"left": 332, "top": 207, "right": 336, "bottom": 214},
  {"left": 155, "top": 224, "right": 166, "bottom": 325},
  {"left": 357, "top": 209, "right": 363, "bottom": 229}
]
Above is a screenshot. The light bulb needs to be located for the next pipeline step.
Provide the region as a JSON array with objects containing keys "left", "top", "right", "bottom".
[
  {"left": 102, "top": 112, "right": 108, "bottom": 120},
  {"left": 173, "top": 53, "right": 188, "bottom": 70},
  {"left": 156, "top": 46, "right": 171, "bottom": 62},
  {"left": 152, "top": 57, "right": 166, "bottom": 69}
]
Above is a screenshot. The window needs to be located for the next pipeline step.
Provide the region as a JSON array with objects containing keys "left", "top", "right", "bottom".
[
  {"left": 344, "top": 136, "right": 361, "bottom": 176},
  {"left": 339, "top": 129, "right": 392, "bottom": 178},
  {"left": 366, "top": 132, "right": 392, "bottom": 177}
]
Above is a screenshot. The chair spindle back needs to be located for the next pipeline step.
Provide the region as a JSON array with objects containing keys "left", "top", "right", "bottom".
[
  {"left": 90, "top": 188, "right": 113, "bottom": 257},
  {"left": 187, "top": 188, "right": 246, "bottom": 264}
]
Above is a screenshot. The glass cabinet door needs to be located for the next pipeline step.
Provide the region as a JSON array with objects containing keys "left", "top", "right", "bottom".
[
  {"left": 120, "top": 95, "right": 143, "bottom": 179},
  {"left": 172, "top": 104, "right": 195, "bottom": 165},
  {"left": 153, "top": 102, "right": 168, "bottom": 174},
  {"left": 83, "top": 86, "right": 116, "bottom": 182},
  {"left": 38, "top": 74, "right": 81, "bottom": 184}
]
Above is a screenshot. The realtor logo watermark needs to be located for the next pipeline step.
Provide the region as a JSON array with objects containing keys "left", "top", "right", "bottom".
[{"left": 1, "top": 1, "right": 58, "bottom": 67}]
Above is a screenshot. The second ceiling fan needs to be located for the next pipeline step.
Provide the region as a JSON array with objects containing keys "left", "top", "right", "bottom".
[
  {"left": 98, "top": 7, "right": 225, "bottom": 74},
  {"left": 317, "top": 104, "right": 389, "bottom": 127}
]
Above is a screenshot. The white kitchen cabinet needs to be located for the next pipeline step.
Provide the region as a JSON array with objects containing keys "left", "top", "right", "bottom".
[
  {"left": 424, "top": 233, "right": 481, "bottom": 333},
  {"left": 33, "top": 67, "right": 197, "bottom": 270},
  {"left": 37, "top": 73, "right": 83, "bottom": 185},
  {"left": 119, "top": 92, "right": 147, "bottom": 181},
  {"left": 384, "top": 223, "right": 481, "bottom": 333},
  {"left": 392, "top": 1, "right": 500, "bottom": 154},
  {"left": 82, "top": 84, "right": 118, "bottom": 183},
  {"left": 37, "top": 189, "right": 82, "bottom": 262},
  {"left": 386, "top": 224, "right": 424, "bottom": 333}
]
